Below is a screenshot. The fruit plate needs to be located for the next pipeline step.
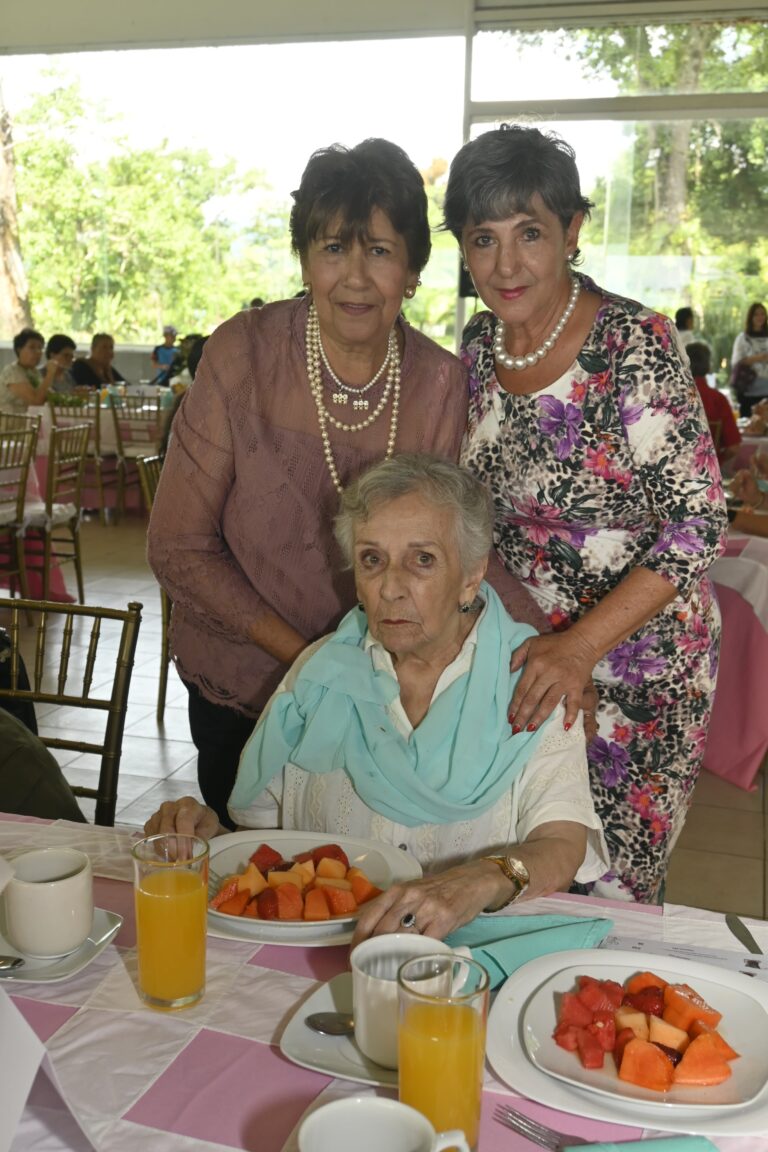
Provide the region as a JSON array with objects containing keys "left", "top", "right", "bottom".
[
  {"left": 523, "top": 962, "right": 765, "bottom": 1108},
  {"left": 206, "top": 830, "right": 421, "bottom": 946},
  {"left": 487, "top": 949, "right": 768, "bottom": 1136}
]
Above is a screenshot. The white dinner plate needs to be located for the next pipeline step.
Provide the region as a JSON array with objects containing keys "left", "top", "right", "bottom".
[
  {"left": 0, "top": 908, "right": 122, "bottom": 983},
  {"left": 487, "top": 949, "right": 768, "bottom": 1136},
  {"left": 280, "top": 971, "right": 396, "bottom": 1088},
  {"left": 523, "top": 962, "right": 764, "bottom": 1108},
  {"left": 207, "top": 831, "right": 421, "bottom": 947}
]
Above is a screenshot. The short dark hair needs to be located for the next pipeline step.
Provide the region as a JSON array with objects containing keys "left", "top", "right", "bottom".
[
  {"left": 675, "top": 307, "right": 694, "bottom": 331},
  {"left": 443, "top": 124, "right": 593, "bottom": 262},
  {"left": 686, "top": 341, "right": 711, "bottom": 377},
  {"left": 290, "top": 138, "right": 431, "bottom": 273},
  {"left": 91, "top": 333, "right": 114, "bottom": 350},
  {"left": 13, "top": 327, "right": 44, "bottom": 355},
  {"left": 187, "top": 336, "right": 209, "bottom": 380},
  {"left": 746, "top": 302, "right": 768, "bottom": 337},
  {"left": 46, "top": 334, "right": 76, "bottom": 358}
]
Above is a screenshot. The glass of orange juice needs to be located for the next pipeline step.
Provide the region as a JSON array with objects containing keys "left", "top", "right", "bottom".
[
  {"left": 397, "top": 954, "right": 489, "bottom": 1152},
  {"left": 131, "top": 833, "right": 209, "bottom": 1010}
]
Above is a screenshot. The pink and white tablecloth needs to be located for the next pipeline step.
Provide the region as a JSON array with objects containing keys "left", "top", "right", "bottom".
[
  {"left": 1, "top": 817, "right": 766, "bottom": 1152},
  {"left": 705, "top": 532, "right": 768, "bottom": 789}
]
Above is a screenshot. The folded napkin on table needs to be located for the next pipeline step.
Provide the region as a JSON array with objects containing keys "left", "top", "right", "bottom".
[
  {"left": 566, "top": 1140, "right": 717, "bottom": 1152},
  {"left": 445, "top": 913, "right": 613, "bottom": 989}
]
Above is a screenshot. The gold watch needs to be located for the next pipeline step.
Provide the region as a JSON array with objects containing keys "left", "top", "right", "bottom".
[{"left": 483, "top": 855, "right": 530, "bottom": 911}]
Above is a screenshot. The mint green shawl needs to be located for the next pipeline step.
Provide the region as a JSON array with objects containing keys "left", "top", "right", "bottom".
[{"left": 230, "top": 582, "right": 546, "bottom": 827}]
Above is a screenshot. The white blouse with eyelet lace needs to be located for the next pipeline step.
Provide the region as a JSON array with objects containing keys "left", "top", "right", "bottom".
[{"left": 228, "top": 612, "right": 609, "bottom": 882}]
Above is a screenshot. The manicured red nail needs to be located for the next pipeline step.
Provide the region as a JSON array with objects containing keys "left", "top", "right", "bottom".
[
  {"left": 564, "top": 722, "right": 572, "bottom": 731},
  {"left": 508, "top": 712, "right": 516, "bottom": 723},
  {"left": 512, "top": 724, "right": 522, "bottom": 735},
  {"left": 526, "top": 723, "right": 537, "bottom": 732}
]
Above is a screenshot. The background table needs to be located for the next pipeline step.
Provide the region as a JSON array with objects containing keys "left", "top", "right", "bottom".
[
  {"left": 706, "top": 532, "right": 768, "bottom": 789},
  {"left": 2, "top": 817, "right": 766, "bottom": 1152}
]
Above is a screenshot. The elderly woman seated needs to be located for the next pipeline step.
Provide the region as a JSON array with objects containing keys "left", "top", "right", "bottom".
[{"left": 147, "top": 456, "right": 607, "bottom": 940}]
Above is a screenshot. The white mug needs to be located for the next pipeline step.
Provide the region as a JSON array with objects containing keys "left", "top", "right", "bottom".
[
  {"left": 298, "top": 1096, "right": 470, "bottom": 1152},
  {"left": 3, "top": 848, "right": 93, "bottom": 958},
  {"left": 351, "top": 933, "right": 471, "bottom": 1069}
]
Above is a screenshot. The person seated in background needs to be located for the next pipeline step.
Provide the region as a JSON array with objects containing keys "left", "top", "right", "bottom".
[
  {"left": 675, "top": 306, "right": 696, "bottom": 347},
  {"left": 45, "top": 334, "right": 78, "bottom": 393},
  {"left": 0, "top": 327, "right": 51, "bottom": 411},
  {"left": 0, "top": 709, "right": 86, "bottom": 822},
  {"left": 159, "top": 335, "right": 208, "bottom": 457},
  {"left": 249, "top": 297, "right": 265, "bottom": 308},
  {"left": 151, "top": 325, "right": 180, "bottom": 385},
  {"left": 686, "top": 342, "right": 740, "bottom": 468},
  {"left": 71, "top": 333, "right": 127, "bottom": 389},
  {"left": 728, "top": 461, "right": 768, "bottom": 538},
  {"left": 146, "top": 455, "right": 608, "bottom": 942}
]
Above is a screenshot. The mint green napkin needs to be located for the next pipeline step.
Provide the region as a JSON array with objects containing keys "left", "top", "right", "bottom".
[
  {"left": 445, "top": 913, "right": 613, "bottom": 989},
  {"left": 568, "top": 1140, "right": 717, "bottom": 1152}
]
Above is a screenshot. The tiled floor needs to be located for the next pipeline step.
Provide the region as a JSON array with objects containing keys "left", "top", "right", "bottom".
[{"left": 3, "top": 513, "right": 765, "bottom": 918}]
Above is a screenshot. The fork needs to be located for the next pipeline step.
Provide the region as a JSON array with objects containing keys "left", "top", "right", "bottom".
[{"left": 493, "top": 1104, "right": 590, "bottom": 1150}]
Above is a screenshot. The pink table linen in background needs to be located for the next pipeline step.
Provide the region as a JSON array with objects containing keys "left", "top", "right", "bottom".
[
  {"left": 705, "top": 533, "right": 768, "bottom": 789},
  {"left": 0, "top": 817, "right": 766, "bottom": 1152}
]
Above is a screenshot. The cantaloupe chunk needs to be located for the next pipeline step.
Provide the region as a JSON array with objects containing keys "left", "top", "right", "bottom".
[
  {"left": 672, "top": 1034, "right": 732, "bottom": 1086},
  {"left": 315, "top": 856, "right": 347, "bottom": 880},
  {"left": 314, "top": 876, "right": 352, "bottom": 891},
  {"left": 618, "top": 1038, "right": 674, "bottom": 1092},
  {"left": 625, "top": 971, "right": 668, "bottom": 995},
  {"left": 217, "top": 889, "right": 251, "bottom": 917},
  {"left": 688, "top": 1020, "right": 739, "bottom": 1061},
  {"left": 662, "top": 984, "right": 722, "bottom": 1032},
  {"left": 349, "top": 874, "right": 383, "bottom": 905},
  {"left": 236, "top": 862, "right": 268, "bottom": 897},
  {"left": 648, "top": 1015, "right": 690, "bottom": 1053},
  {"left": 275, "top": 882, "right": 304, "bottom": 920},
  {"left": 614, "top": 1006, "right": 649, "bottom": 1041},
  {"left": 324, "top": 886, "right": 358, "bottom": 917},
  {"left": 303, "top": 887, "right": 331, "bottom": 921}
]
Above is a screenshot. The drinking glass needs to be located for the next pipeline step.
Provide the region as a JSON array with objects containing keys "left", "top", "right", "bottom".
[
  {"left": 397, "top": 953, "right": 489, "bottom": 1152},
  {"left": 131, "top": 833, "right": 209, "bottom": 1009}
]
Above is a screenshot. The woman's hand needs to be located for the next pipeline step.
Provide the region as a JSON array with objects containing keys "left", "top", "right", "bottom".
[
  {"left": 509, "top": 631, "right": 598, "bottom": 733},
  {"left": 143, "top": 797, "right": 224, "bottom": 840},
  {"left": 351, "top": 860, "right": 501, "bottom": 946}
]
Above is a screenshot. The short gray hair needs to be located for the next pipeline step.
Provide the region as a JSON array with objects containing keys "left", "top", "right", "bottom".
[{"left": 334, "top": 454, "right": 492, "bottom": 574}]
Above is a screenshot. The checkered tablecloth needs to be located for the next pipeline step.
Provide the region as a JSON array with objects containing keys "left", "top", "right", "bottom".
[{"left": 1, "top": 818, "right": 765, "bottom": 1152}]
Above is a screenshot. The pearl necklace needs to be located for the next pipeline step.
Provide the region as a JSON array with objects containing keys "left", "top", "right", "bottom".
[
  {"left": 494, "top": 277, "right": 581, "bottom": 371},
  {"left": 318, "top": 330, "right": 393, "bottom": 409},
  {"left": 306, "top": 303, "right": 400, "bottom": 494}
]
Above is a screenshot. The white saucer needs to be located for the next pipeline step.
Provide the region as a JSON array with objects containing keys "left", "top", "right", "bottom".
[
  {"left": 0, "top": 908, "right": 122, "bottom": 983},
  {"left": 280, "top": 971, "right": 397, "bottom": 1088}
]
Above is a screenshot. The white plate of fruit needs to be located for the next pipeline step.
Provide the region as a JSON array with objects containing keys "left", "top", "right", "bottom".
[{"left": 207, "top": 831, "right": 421, "bottom": 946}]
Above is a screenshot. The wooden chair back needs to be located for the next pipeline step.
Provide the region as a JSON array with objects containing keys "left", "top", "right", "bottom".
[
  {"left": 0, "top": 597, "right": 143, "bottom": 825},
  {"left": 0, "top": 425, "right": 37, "bottom": 530}
]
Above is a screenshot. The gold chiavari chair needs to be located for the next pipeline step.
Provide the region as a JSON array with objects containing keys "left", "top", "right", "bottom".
[
  {"left": 137, "top": 454, "right": 172, "bottom": 722},
  {"left": 47, "top": 394, "right": 120, "bottom": 525},
  {"left": 0, "top": 424, "right": 38, "bottom": 605},
  {"left": 0, "top": 597, "right": 143, "bottom": 825},
  {"left": 24, "top": 422, "right": 91, "bottom": 603},
  {"left": 108, "top": 394, "right": 163, "bottom": 518}
]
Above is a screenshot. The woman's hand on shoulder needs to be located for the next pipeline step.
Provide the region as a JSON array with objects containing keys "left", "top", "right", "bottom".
[
  {"left": 350, "top": 861, "right": 501, "bottom": 947},
  {"left": 509, "top": 631, "right": 598, "bottom": 733},
  {"left": 143, "top": 797, "right": 224, "bottom": 840}
]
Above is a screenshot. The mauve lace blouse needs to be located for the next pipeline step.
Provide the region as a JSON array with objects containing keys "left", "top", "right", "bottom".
[{"left": 147, "top": 296, "right": 476, "bottom": 716}]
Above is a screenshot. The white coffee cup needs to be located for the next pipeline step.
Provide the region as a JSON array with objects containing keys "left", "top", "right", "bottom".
[
  {"left": 350, "top": 933, "right": 471, "bottom": 1069},
  {"left": 3, "top": 848, "right": 93, "bottom": 958},
  {"left": 298, "top": 1096, "right": 470, "bottom": 1152}
]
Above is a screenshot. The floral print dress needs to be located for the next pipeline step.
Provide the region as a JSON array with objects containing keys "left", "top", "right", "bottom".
[{"left": 460, "top": 275, "right": 728, "bottom": 903}]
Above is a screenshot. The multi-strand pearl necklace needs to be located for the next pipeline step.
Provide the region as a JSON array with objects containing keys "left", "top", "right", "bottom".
[
  {"left": 306, "top": 303, "right": 400, "bottom": 494},
  {"left": 494, "top": 276, "right": 581, "bottom": 371},
  {"left": 318, "top": 331, "right": 392, "bottom": 409}
]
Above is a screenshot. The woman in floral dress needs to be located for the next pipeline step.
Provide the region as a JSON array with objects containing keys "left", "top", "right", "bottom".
[{"left": 444, "top": 125, "right": 727, "bottom": 903}]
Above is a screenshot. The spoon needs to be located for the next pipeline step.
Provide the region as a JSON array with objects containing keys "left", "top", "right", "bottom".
[
  {"left": 305, "top": 1011, "right": 354, "bottom": 1036},
  {"left": 0, "top": 955, "right": 25, "bottom": 971}
]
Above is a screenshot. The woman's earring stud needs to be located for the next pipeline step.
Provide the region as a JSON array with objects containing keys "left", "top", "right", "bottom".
[{"left": 458, "top": 602, "right": 471, "bottom": 614}]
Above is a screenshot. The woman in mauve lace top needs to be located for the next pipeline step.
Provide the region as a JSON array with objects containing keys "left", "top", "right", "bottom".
[{"left": 148, "top": 139, "right": 544, "bottom": 828}]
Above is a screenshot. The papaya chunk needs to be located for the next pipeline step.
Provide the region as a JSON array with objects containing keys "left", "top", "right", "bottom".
[
  {"left": 217, "top": 889, "right": 251, "bottom": 917},
  {"left": 625, "top": 971, "right": 669, "bottom": 996},
  {"left": 672, "top": 1034, "right": 732, "bottom": 1086},
  {"left": 688, "top": 1020, "right": 739, "bottom": 1061},
  {"left": 349, "top": 874, "right": 383, "bottom": 905},
  {"left": 663, "top": 983, "right": 722, "bottom": 1031},
  {"left": 275, "top": 882, "right": 304, "bottom": 920},
  {"left": 303, "top": 888, "right": 331, "bottom": 921},
  {"left": 618, "top": 1038, "right": 674, "bottom": 1092},
  {"left": 323, "top": 886, "right": 358, "bottom": 916}
]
